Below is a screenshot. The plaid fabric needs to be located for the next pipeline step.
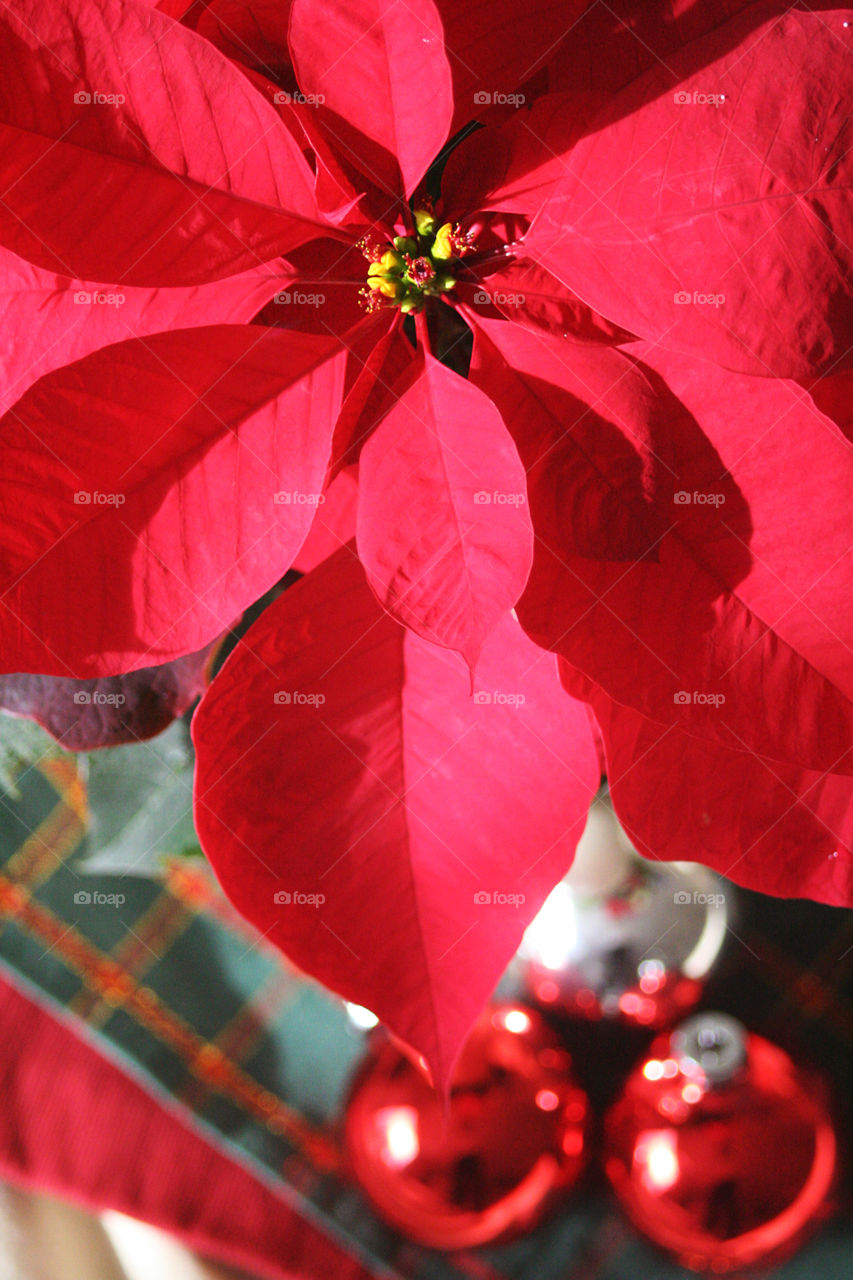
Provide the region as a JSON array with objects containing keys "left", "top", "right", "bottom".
[{"left": 0, "top": 756, "right": 851, "bottom": 1280}]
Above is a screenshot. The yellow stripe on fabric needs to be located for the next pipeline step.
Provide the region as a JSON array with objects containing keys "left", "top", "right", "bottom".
[{"left": 0, "top": 874, "right": 340, "bottom": 1172}]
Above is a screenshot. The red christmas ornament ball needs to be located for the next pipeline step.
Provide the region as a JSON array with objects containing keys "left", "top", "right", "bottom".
[
  {"left": 603, "top": 1013, "right": 839, "bottom": 1272},
  {"left": 344, "top": 1003, "right": 590, "bottom": 1248}
]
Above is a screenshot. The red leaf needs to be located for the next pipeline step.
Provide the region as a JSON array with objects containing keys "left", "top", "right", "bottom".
[
  {"left": 442, "top": 91, "right": 604, "bottom": 223},
  {"left": 155, "top": 0, "right": 202, "bottom": 15},
  {"left": 288, "top": 0, "right": 453, "bottom": 199},
  {"left": 329, "top": 315, "right": 413, "bottom": 475},
  {"left": 286, "top": 102, "right": 372, "bottom": 226},
  {"left": 192, "top": 547, "right": 599, "bottom": 1089},
  {"left": 0, "top": 246, "right": 281, "bottom": 415},
  {"left": 434, "top": 0, "right": 593, "bottom": 136},
  {"left": 0, "top": 326, "right": 347, "bottom": 676},
  {"left": 633, "top": 339, "right": 853, "bottom": 743},
  {"left": 801, "top": 371, "right": 853, "bottom": 446},
  {"left": 292, "top": 467, "right": 359, "bottom": 573},
  {"left": 469, "top": 315, "right": 853, "bottom": 776},
  {"left": 547, "top": 0, "right": 758, "bottom": 100},
  {"left": 526, "top": 7, "right": 853, "bottom": 378},
  {"left": 561, "top": 663, "right": 853, "bottom": 908},
  {"left": 465, "top": 258, "right": 634, "bottom": 345},
  {"left": 195, "top": 0, "right": 291, "bottom": 76},
  {"left": 254, "top": 238, "right": 374, "bottom": 338},
  {"left": 0, "top": 640, "right": 219, "bottom": 750},
  {"left": 466, "top": 313, "right": 668, "bottom": 562},
  {"left": 356, "top": 352, "right": 533, "bottom": 669},
  {"left": 0, "top": 0, "right": 328, "bottom": 286}
]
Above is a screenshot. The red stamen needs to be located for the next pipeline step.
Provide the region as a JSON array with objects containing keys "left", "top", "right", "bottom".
[
  {"left": 449, "top": 226, "right": 477, "bottom": 257},
  {"left": 405, "top": 255, "right": 436, "bottom": 286},
  {"left": 357, "top": 234, "right": 385, "bottom": 263}
]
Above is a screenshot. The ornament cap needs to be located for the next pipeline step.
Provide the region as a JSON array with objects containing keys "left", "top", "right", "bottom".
[{"left": 671, "top": 1011, "right": 747, "bottom": 1085}]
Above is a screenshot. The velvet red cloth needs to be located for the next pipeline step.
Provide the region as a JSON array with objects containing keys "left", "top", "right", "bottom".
[{"left": 0, "top": 973, "right": 373, "bottom": 1280}]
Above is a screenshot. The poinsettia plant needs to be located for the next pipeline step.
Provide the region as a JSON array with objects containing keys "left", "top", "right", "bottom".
[{"left": 1, "top": 0, "right": 852, "bottom": 1087}]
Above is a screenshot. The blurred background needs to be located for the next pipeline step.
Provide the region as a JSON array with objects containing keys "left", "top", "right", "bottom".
[{"left": 0, "top": 721, "right": 851, "bottom": 1280}]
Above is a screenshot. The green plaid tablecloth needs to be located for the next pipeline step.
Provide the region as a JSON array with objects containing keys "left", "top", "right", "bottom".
[{"left": 0, "top": 755, "right": 851, "bottom": 1280}]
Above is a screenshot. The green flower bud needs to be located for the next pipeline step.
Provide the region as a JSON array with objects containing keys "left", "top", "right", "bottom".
[
  {"left": 431, "top": 222, "right": 455, "bottom": 260},
  {"left": 413, "top": 208, "right": 436, "bottom": 236}
]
